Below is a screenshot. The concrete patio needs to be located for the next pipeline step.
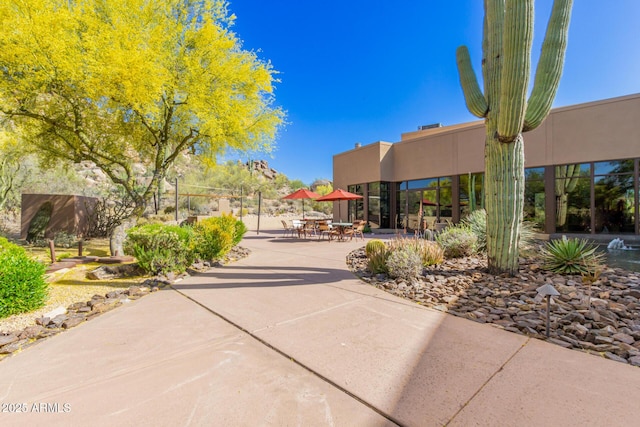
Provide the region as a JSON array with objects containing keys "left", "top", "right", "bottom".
[{"left": 1, "top": 229, "right": 639, "bottom": 426}]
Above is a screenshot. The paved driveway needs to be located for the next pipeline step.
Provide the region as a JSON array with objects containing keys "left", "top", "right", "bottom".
[{"left": 1, "top": 230, "right": 639, "bottom": 426}]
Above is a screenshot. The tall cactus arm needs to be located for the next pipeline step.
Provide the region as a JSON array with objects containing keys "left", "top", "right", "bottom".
[
  {"left": 497, "top": 0, "right": 534, "bottom": 142},
  {"left": 524, "top": 0, "right": 573, "bottom": 131},
  {"left": 456, "top": 46, "right": 488, "bottom": 118},
  {"left": 484, "top": 0, "right": 505, "bottom": 111}
]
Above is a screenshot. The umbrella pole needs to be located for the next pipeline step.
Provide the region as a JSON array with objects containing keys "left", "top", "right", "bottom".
[{"left": 303, "top": 199, "right": 305, "bottom": 219}]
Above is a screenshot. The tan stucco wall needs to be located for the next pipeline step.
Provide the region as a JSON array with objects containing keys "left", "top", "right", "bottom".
[
  {"left": 546, "top": 94, "right": 640, "bottom": 165},
  {"left": 333, "top": 142, "right": 393, "bottom": 189},
  {"left": 334, "top": 93, "right": 640, "bottom": 185}
]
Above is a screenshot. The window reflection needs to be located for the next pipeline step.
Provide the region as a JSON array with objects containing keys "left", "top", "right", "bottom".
[
  {"left": 524, "top": 168, "right": 545, "bottom": 229},
  {"left": 459, "top": 173, "right": 484, "bottom": 218},
  {"left": 594, "top": 161, "right": 635, "bottom": 233},
  {"left": 555, "top": 164, "right": 591, "bottom": 232}
]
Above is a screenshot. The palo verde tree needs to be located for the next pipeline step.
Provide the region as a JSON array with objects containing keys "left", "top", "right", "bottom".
[
  {"left": 0, "top": 0, "right": 284, "bottom": 217},
  {"left": 456, "top": 0, "right": 573, "bottom": 274},
  {"left": 0, "top": 127, "right": 24, "bottom": 212}
]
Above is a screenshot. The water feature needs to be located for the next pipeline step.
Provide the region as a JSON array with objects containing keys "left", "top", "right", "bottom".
[{"left": 600, "top": 239, "right": 640, "bottom": 272}]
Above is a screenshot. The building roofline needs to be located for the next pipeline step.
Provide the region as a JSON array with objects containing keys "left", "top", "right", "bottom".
[{"left": 336, "top": 92, "right": 640, "bottom": 155}]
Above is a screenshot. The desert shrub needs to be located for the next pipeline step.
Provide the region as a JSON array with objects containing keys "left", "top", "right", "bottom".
[
  {"left": 366, "top": 240, "right": 389, "bottom": 274},
  {"left": 518, "top": 220, "right": 539, "bottom": 254},
  {"left": 124, "top": 224, "right": 194, "bottom": 275},
  {"left": 85, "top": 196, "right": 136, "bottom": 238},
  {"left": 192, "top": 214, "right": 244, "bottom": 261},
  {"left": 365, "top": 239, "right": 386, "bottom": 257},
  {"left": 540, "top": 236, "right": 604, "bottom": 275},
  {"left": 388, "top": 237, "right": 444, "bottom": 267},
  {"left": 53, "top": 231, "right": 77, "bottom": 248},
  {"left": 462, "top": 209, "right": 539, "bottom": 253},
  {"left": 414, "top": 240, "right": 444, "bottom": 266},
  {"left": 0, "top": 237, "right": 48, "bottom": 319},
  {"left": 386, "top": 245, "right": 423, "bottom": 280},
  {"left": 462, "top": 209, "right": 487, "bottom": 252},
  {"left": 163, "top": 205, "right": 176, "bottom": 214},
  {"left": 436, "top": 225, "right": 477, "bottom": 258}
]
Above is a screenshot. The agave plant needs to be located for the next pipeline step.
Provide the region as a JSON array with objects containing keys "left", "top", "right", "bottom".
[{"left": 539, "top": 236, "right": 604, "bottom": 275}]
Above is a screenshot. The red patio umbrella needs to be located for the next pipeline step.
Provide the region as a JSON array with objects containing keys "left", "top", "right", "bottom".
[
  {"left": 315, "top": 188, "right": 363, "bottom": 222},
  {"left": 282, "top": 188, "right": 321, "bottom": 218}
]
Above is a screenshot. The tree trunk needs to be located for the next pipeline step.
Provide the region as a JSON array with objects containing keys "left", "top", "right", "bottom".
[{"left": 485, "top": 128, "right": 525, "bottom": 275}]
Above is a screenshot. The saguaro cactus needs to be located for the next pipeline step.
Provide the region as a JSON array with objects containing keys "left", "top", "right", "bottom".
[{"left": 456, "top": 0, "right": 573, "bottom": 275}]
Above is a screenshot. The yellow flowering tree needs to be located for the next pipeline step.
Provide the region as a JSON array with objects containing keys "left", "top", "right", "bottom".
[{"left": 0, "top": 0, "right": 284, "bottom": 216}]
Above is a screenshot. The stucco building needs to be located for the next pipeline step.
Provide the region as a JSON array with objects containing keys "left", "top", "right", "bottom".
[{"left": 333, "top": 93, "right": 640, "bottom": 236}]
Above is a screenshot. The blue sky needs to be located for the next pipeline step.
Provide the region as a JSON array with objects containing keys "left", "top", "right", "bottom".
[{"left": 228, "top": 1, "right": 640, "bottom": 186}]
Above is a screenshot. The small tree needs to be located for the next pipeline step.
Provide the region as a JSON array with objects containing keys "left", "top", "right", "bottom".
[{"left": 0, "top": 0, "right": 284, "bottom": 217}]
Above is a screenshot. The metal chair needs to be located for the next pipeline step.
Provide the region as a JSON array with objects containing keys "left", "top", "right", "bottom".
[{"left": 280, "top": 220, "right": 296, "bottom": 238}]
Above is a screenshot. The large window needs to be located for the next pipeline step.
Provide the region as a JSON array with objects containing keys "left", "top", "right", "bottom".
[
  {"left": 594, "top": 160, "right": 635, "bottom": 233},
  {"left": 396, "top": 177, "right": 451, "bottom": 231},
  {"left": 367, "top": 182, "right": 390, "bottom": 228}
]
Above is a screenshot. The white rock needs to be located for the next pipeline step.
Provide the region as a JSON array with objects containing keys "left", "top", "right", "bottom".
[{"left": 44, "top": 306, "right": 67, "bottom": 318}]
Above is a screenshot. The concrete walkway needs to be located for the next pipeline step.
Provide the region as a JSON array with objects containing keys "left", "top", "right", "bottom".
[{"left": 1, "top": 230, "right": 639, "bottom": 426}]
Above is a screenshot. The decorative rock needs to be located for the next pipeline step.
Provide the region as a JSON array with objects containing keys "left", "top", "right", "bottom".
[
  {"left": 0, "top": 339, "right": 28, "bottom": 354},
  {"left": 62, "top": 316, "right": 85, "bottom": 329},
  {"left": 49, "top": 314, "right": 68, "bottom": 328},
  {"left": 87, "top": 264, "right": 143, "bottom": 280},
  {"left": 604, "top": 352, "right": 628, "bottom": 363},
  {"left": 0, "top": 334, "right": 19, "bottom": 346},
  {"left": 44, "top": 306, "right": 67, "bottom": 319},
  {"left": 547, "top": 337, "right": 572, "bottom": 348},
  {"left": 612, "top": 333, "right": 635, "bottom": 345},
  {"left": 630, "top": 356, "right": 640, "bottom": 367},
  {"left": 19, "top": 325, "right": 44, "bottom": 339}
]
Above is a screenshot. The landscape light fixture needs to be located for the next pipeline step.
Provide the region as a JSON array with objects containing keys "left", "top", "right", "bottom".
[{"left": 536, "top": 284, "right": 560, "bottom": 338}]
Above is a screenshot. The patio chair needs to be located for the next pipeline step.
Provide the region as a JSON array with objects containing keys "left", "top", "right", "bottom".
[
  {"left": 345, "top": 223, "right": 365, "bottom": 241},
  {"left": 318, "top": 222, "right": 338, "bottom": 241},
  {"left": 302, "top": 220, "right": 318, "bottom": 239},
  {"left": 291, "top": 219, "right": 306, "bottom": 238},
  {"left": 280, "top": 220, "right": 295, "bottom": 238}
]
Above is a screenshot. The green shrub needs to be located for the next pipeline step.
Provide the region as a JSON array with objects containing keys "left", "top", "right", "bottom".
[
  {"left": 233, "top": 218, "right": 248, "bottom": 246},
  {"left": 192, "top": 214, "right": 244, "bottom": 261},
  {"left": 0, "top": 237, "right": 48, "bottom": 319},
  {"left": 57, "top": 252, "right": 72, "bottom": 261},
  {"left": 124, "top": 224, "right": 194, "bottom": 275},
  {"left": 365, "top": 239, "right": 386, "bottom": 257},
  {"left": 436, "top": 225, "right": 477, "bottom": 258},
  {"left": 386, "top": 245, "right": 423, "bottom": 280},
  {"left": 540, "top": 236, "right": 604, "bottom": 275}
]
